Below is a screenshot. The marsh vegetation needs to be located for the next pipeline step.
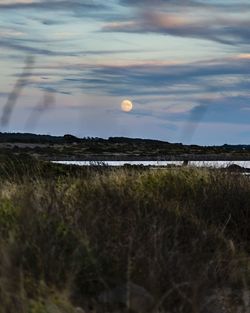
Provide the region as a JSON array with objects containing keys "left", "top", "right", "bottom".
[
  {"left": 1, "top": 133, "right": 250, "bottom": 161},
  {"left": 0, "top": 156, "right": 250, "bottom": 312}
]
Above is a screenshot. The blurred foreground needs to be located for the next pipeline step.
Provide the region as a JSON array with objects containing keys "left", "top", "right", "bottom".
[{"left": 0, "top": 156, "right": 250, "bottom": 312}]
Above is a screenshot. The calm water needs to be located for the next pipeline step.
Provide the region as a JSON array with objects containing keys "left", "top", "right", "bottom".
[{"left": 52, "top": 160, "right": 250, "bottom": 169}]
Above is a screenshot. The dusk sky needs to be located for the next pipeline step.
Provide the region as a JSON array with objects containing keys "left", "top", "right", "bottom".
[{"left": 1, "top": 0, "right": 250, "bottom": 145}]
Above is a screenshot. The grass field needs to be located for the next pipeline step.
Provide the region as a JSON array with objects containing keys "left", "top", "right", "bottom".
[{"left": 0, "top": 155, "right": 250, "bottom": 312}]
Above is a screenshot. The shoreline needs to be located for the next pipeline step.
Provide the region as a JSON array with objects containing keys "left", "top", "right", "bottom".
[{"left": 45, "top": 153, "right": 250, "bottom": 162}]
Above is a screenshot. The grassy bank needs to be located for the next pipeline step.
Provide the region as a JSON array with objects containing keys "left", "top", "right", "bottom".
[{"left": 0, "top": 156, "right": 250, "bottom": 312}]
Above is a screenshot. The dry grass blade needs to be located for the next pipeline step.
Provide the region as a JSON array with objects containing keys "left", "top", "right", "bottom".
[
  {"left": 1, "top": 55, "right": 35, "bottom": 127},
  {"left": 24, "top": 92, "right": 55, "bottom": 130}
]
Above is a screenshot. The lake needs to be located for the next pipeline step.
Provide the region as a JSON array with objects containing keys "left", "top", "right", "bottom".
[{"left": 52, "top": 160, "right": 250, "bottom": 169}]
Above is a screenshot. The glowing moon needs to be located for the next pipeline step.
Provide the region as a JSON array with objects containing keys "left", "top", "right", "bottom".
[{"left": 121, "top": 99, "right": 133, "bottom": 112}]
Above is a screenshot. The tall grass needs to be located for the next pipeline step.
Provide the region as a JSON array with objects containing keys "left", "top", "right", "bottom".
[{"left": 0, "top": 159, "right": 250, "bottom": 312}]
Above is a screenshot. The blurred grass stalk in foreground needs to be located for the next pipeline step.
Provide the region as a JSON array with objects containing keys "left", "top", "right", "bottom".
[{"left": 0, "top": 158, "right": 250, "bottom": 312}]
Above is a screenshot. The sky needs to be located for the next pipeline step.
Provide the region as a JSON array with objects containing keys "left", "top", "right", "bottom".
[{"left": 0, "top": 0, "right": 250, "bottom": 145}]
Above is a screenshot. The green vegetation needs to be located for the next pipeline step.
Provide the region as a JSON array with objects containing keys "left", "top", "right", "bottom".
[
  {"left": 0, "top": 155, "right": 250, "bottom": 312},
  {"left": 1, "top": 132, "right": 250, "bottom": 160}
]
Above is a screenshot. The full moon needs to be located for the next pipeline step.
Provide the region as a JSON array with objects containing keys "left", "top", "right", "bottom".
[{"left": 121, "top": 99, "right": 133, "bottom": 112}]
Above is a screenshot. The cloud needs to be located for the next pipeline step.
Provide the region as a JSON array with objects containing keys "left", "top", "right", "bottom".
[
  {"left": 188, "top": 95, "right": 250, "bottom": 124},
  {"left": 0, "top": 25, "right": 141, "bottom": 57},
  {"left": 0, "top": 39, "right": 79, "bottom": 56},
  {"left": 119, "top": 0, "right": 205, "bottom": 8},
  {"left": 0, "top": 93, "right": 10, "bottom": 98},
  {"left": 0, "top": 0, "right": 113, "bottom": 21},
  {"left": 120, "top": 0, "right": 250, "bottom": 11},
  {"left": 26, "top": 56, "right": 250, "bottom": 125},
  {"left": 0, "top": 0, "right": 105, "bottom": 11},
  {"left": 0, "top": 0, "right": 124, "bottom": 58},
  {"left": 237, "top": 54, "right": 250, "bottom": 60},
  {"left": 102, "top": 11, "right": 250, "bottom": 45},
  {"left": 61, "top": 56, "right": 250, "bottom": 96}
]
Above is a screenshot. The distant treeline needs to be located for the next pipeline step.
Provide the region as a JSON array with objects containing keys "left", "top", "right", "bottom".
[
  {"left": 1, "top": 132, "right": 250, "bottom": 160},
  {"left": 0, "top": 132, "right": 249, "bottom": 150},
  {"left": 0, "top": 132, "right": 176, "bottom": 145},
  {"left": 0, "top": 132, "right": 176, "bottom": 148}
]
